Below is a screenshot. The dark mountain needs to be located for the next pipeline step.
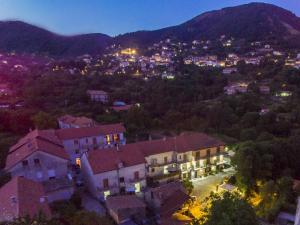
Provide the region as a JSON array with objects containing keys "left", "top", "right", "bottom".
[
  {"left": 0, "top": 21, "right": 111, "bottom": 57},
  {"left": 115, "top": 2, "right": 300, "bottom": 47},
  {"left": 0, "top": 3, "right": 299, "bottom": 57}
]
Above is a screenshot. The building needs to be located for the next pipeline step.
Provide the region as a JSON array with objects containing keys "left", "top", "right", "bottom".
[
  {"left": 222, "top": 67, "right": 238, "bottom": 75},
  {"left": 0, "top": 177, "right": 52, "bottom": 222},
  {"left": 58, "top": 115, "right": 97, "bottom": 129},
  {"left": 81, "top": 144, "right": 147, "bottom": 201},
  {"left": 140, "top": 132, "right": 226, "bottom": 182},
  {"left": 224, "top": 82, "right": 248, "bottom": 95},
  {"left": 5, "top": 130, "right": 74, "bottom": 202},
  {"left": 106, "top": 195, "right": 146, "bottom": 224},
  {"left": 87, "top": 90, "right": 109, "bottom": 103},
  {"left": 56, "top": 123, "right": 126, "bottom": 164},
  {"left": 259, "top": 85, "right": 270, "bottom": 94},
  {"left": 145, "top": 181, "right": 190, "bottom": 224}
]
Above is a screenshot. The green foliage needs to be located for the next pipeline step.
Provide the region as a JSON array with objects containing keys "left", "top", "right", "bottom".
[
  {"left": 32, "top": 111, "right": 57, "bottom": 130},
  {"left": 201, "top": 192, "right": 259, "bottom": 225},
  {"left": 256, "top": 176, "right": 294, "bottom": 221},
  {"left": 183, "top": 179, "right": 194, "bottom": 195}
]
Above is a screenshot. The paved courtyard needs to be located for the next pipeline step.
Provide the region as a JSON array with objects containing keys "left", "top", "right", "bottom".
[{"left": 192, "top": 169, "right": 236, "bottom": 201}]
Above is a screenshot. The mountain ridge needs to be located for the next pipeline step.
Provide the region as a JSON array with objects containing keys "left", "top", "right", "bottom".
[{"left": 0, "top": 2, "right": 299, "bottom": 57}]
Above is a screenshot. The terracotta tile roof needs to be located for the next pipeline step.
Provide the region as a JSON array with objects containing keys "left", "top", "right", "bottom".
[
  {"left": 5, "top": 130, "right": 68, "bottom": 170},
  {"left": 56, "top": 123, "right": 126, "bottom": 140},
  {"left": 149, "top": 181, "right": 185, "bottom": 201},
  {"left": 160, "top": 190, "right": 190, "bottom": 216},
  {"left": 86, "top": 144, "right": 145, "bottom": 174},
  {"left": 106, "top": 195, "right": 146, "bottom": 211},
  {"left": 58, "top": 114, "right": 96, "bottom": 127},
  {"left": 138, "top": 132, "right": 225, "bottom": 156},
  {"left": 0, "top": 177, "right": 51, "bottom": 221}
]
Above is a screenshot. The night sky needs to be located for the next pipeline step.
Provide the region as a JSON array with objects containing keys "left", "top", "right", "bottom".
[{"left": 0, "top": 0, "right": 299, "bottom": 36}]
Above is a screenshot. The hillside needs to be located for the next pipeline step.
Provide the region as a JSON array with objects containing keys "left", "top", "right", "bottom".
[
  {"left": 115, "top": 3, "right": 300, "bottom": 47},
  {"left": 0, "top": 21, "right": 111, "bottom": 57},
  {"left": 0, "top": 3, "right": 299, "bottom": 57}
]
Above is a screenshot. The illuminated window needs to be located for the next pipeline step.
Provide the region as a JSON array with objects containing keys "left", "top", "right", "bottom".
[
  {"left": 106, "top": 135, "right": 111, "bottom": 145},
  {"left": 135, "top": 183, "right": 141, "bottom": 193},
  {"left": 76, "top": 158, "right": 81, "bottom": 168},
  {"left": 113, "top": 134, "right": 119, "bottom": 142},
  {"left": 104, "top": 190, "right": 110, "bottom": 200}
]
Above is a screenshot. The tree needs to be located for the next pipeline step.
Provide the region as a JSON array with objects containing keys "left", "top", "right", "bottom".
[
  {"left": 183, "top": 179, "right": 194, "bottom": 195},
  {"left": 200, "top": 192, "right": 259, "bottom": 225},
  {"left": 32, "top": 111, "right": 57, "bottom": 130}
]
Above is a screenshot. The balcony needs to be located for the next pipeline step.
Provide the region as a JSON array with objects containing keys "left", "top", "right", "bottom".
[{"left": 148, "top": 161, "right": 176, "bottom": 167}]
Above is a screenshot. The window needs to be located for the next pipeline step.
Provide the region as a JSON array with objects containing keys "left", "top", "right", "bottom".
[
  {"left": 103, "top": 179, "right": 109, "bottom": 188},
  {"left": 75, "top": 149, "right": 80, "bottom": 154},
  {"left": 47, "top": 170, "right": 56, "bottom": 180},
  {"left": 164, "top": 156, "right": 168, "bottom": 164},
  {"left": 206, "top": 149, "right": 211, "bottom": 157},
  {"left": 86, "top": 138, "right": 88, "bottom": 144},
  {"left": 151, "top": 168, "right": 155, "bottom": 173},
  {"left": 34, "top": 158, "right": 40, "bottom": 165},
  {"left": 106, "top": 135, "right": 111, "bottom": 145},
  {"left": 217, "top": 147, "right": 220, "bottom": 154},
  {"left": 183, "top": 154, "right": 187, "bottom": 161},
  {"left": 195, "top": 152, "right": 200, "bottom": 160},
  {"left": 179, "top": 155, "right": 182, "bottom": 160},
  {"left": 93, "top": 137, "right": 97, "bottom": 145},
  {"left": 151, "top": 158, "right": 157, "bottom": 165},
  {"left": 74, "top": 140, "right": 79, "bottom": 145},
  {"left": 119, "top": 177, "right": 124, "bottom": 183},
  {"left": 134, "top": 171, "right": 139, "bottom": 180},
  {"left": 113, "top": 134, "right": 119, "bottom": 142},
  {"left": 22, "top": 160, "right": 28, "bottom": 167}
]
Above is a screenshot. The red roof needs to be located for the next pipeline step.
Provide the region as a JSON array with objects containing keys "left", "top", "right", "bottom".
[
  {"left": 56, "top": 123, "right": 125, "bottom": 140},
  {"left": 0, "top": 177, "right": 51, "bottom": 221},
  {"left": 137, "top": 132, "right": 225, "bottom": 156},
  {"left": 87, "top": 144, "right": 146, "bottom": 174},
  {"left": 106, "top": 195, "right": 146, "bottom": 210},
  {"left": 6, "top": 130, "right": 68, "bottom": 170}
]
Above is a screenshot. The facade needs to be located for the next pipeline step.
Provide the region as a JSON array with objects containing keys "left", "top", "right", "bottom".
[
  {"left": 55, "top": 123, "right": 126, "bottom": 164},
  {"left": 5, "top": 130, "right": 74, "bottom": 202},
  {"left": 140, "top": 133, "right": 226, "bottom": 182},
  {"left": 87, "top": 90, "right": 109, "bottom": 103},
  {"left": 81, "top": 144, "right": 147, "bottom": 201},
  {"left": 58, "top": 114, "right": 97, "bottom": 129},
  {"left": 81, "top": 132, "right": 225, "bottom": 201},
  {"left": 106, "top": 195, "right": 146, "bottom": 224},
  {"left": 0, "top": 177, "right": 52, "bottom": 222}
]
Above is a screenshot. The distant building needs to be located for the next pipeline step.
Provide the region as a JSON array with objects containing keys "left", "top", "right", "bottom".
[
  {"left": 0, "top": 177, "right": 52, "bottom": 222},
  {"left": 58, "top": 114, "right": 97, "bottom": 129},
  {"left": 81, "top": 145, "right": 147, "bottom": 201},
  {"left": 222, "top": 67, "right": 238, "bottom": 75},
  {"left": 259, "top": 85, "right": 271, "bottom": 94},
  {"left": 5, "top": 130, "right": 74, "bottom": 202},
  {"left": 106, "top": 195, "right": 146, "bottom": 224},
  {"left": 87, "top": 90, "right": 109, "bottom": 103},
  {"left": 56, "top": 123, "right": 126, "bottom": 164},
  {"left": 111, "top": 101, "right": 132, "bottom": 112},
  {"left": 224, "top": 82, "right": 249, "bottom": 95}
]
